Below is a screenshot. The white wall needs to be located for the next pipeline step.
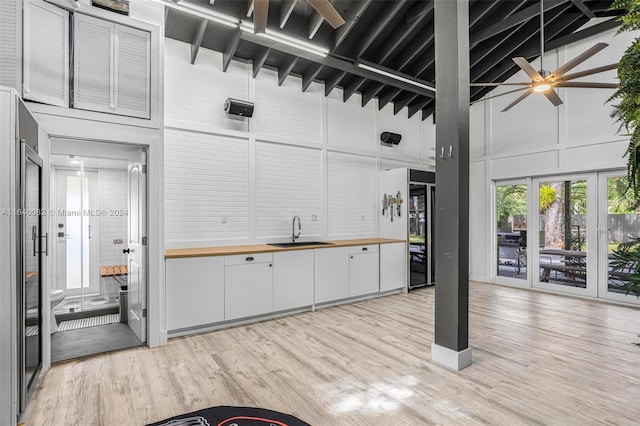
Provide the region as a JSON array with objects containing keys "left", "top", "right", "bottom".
[
  {"left": 98, "top": 168, "right": 128, "bottom": 267},
  {"left": 164, "top": 38, "right": 436, "bottom": 248},
  {"left": 468, "top": 27, "right": 636, "bottom": 282}
]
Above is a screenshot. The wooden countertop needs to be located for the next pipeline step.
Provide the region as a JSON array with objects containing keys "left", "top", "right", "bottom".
[{"left": 165, "top": 238, "right": 406, "bottom": 259}]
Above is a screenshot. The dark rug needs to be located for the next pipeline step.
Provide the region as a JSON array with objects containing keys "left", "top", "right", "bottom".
[{"left": 147, "top": 406, "right": 311, "bottom": 426}]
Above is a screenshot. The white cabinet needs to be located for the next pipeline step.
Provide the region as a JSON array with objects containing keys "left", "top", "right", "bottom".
[
  {"left": 0, "top": 0, "right": 21, "bottom": 91},
  {"left": 273, "top": 250, "right": 314, "bottom": 311},
  {"left": 380, "top": 242, "right": 407, "bottom": 292},
  {"left": 225, "top": 253, "right": 273, "bottom": 321},
  {"left": 314, "top": 247, "right": 349, "bottom": 304},
  {"left": 349, "top": 245, "right": 380, "bottom": 297},
  {"left": 73, "top": 13, "right": 150, "bottom": 118},
  {"left": 166, "top": 256, "right": 224, "bottom": 331},
  {"left": 23, "top": 0, "right": 69, "bottom": 106}
]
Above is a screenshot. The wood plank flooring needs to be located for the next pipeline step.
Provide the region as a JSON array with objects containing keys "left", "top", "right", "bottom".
[{"left": 27, "top": 282, "right": 640, "bottom": 425}]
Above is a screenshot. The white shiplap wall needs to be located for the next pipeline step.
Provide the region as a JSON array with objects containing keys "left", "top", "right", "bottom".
[
  {"left": 255, "top": 141, "right": 322, "bottom": 238},
  {"left": 98, "top": 168, "right": 128, "bottom": 267},
  {"left": 164, "top": 128, "right": 249, "bottom": 243},
  {"left": 468, "top": 27, "right": 638, "bottom": 282},
  {"left": 164, "top": 38, "right": 435, "bottom": 247},
  {"left": 327, "top": 152, "right": 377, "bottom": 236}
]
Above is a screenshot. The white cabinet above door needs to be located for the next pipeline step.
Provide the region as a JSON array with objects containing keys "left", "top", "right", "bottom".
[{"left": 23, "top": 0, "right": 69, "bottom": 107}]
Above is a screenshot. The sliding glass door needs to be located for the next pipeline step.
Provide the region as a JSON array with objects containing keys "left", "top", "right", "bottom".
[{"left": 495, "top": 181, "right": 528, "bottom": 285}]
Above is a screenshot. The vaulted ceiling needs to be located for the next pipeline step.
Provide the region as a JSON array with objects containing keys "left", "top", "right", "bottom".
[{"left": 164, "top": 0, "right": 623, "bottom": 120}]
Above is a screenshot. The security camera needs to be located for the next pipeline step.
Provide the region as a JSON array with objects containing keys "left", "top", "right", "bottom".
[{"left": 224, "top": 98, "right": 254, "bottom": 118}]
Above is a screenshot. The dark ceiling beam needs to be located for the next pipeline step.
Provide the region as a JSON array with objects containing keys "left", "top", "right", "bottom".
[
  {"left": 237, "top": 31, "right": 436, "bottom": 97},
  {"left": 470, "top": 0, "right": 568, "bottom": 47},
  {"left": 469, "top": 0, "right": 503, "bottom": 29},
  {"left": 393, "top": 92, "right": 419, "bottom": 115},
  {"left": 344, "top": 2, "right": 434, "bottom": 101},
  {"left": 361, "top": 29, "right": 435, "bottom": 107},
  {"left": 404, "top": 0, "right": 431, "bottom": 23},
  {"left": 325, "top": 71, "right": 346, "bottom": 96},
  {"left": 333, "top": 0, "right": 373, "bottom": 48},
  {"left": 308, "top": 11, "right": 324, "bottom": 39},
  {"left": 302, "top": 63, "right": 322, "bottom": 92},
  {"left": 421, "top": 103, "right": 435, "bottom": 121},
  {"left": 190, "top": 18, "right": 208, "bottom": 64},
  {"left": 378, "top": 87, "right": 402, "bottom": 110},
  {"left": 279, "top": 0, "right": 297, "bottom": 28},
  {"left": 252, "top": 47, "right": 271, "bottom": 78},
  {"left": 471, "top": 8, "right": 574, "bottom": 84},
  {"left": 569, "top": 0, "right": 596, "bottom": 18},
  {"left": 278, "top": 56, "right": 298, "bottom": 86},
  {"left": 246, "top": 0, "right": 254, "bottom": 17},
  {"left": 223, "top": 29, "right": 242, "bottom": 72},
  {"left": 408, "top": 97, "right": 431, "bottom": 119}
]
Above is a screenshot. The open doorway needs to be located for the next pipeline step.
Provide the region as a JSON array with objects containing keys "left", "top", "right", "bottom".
[{"left": 49, "top": 140, "right": 147, "bottom": 362}]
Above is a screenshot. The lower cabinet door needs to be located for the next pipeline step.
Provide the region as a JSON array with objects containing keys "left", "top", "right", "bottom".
[
  {"left": 166, "top": 257, "right": 224, "bottom": 331},
  {"left": 350, "top": 252, "right": 380, "bottom": 297},
  {"left": 380, "top": 242, "right": 407, "bottom": 291},
  {"left": 225, "top": 262, "right": 273, "bottom": 321},
  {"left": 314, "top": 247, "right": 349, "bottom": 304},
  {"left": 273, "top": 250, "right": 314, "bottom": 311}
]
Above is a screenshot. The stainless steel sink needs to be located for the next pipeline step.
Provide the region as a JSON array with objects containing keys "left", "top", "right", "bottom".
[{"left": 268, "top": 241, "right": 334, "bottom": 248}]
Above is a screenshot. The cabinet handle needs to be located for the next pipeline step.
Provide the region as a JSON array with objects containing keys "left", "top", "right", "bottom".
[
  {"left": 245, "top": 256, "right": 254, "bottom": 262},
  {"left": 350, "top": 255, "right": 354, "bottom": 259},
  {"left": 269, "top": 264, "right": 272, "bottom": 267},
  {"left": 362, "top": 247, "right": 368, "bottom": 251}
]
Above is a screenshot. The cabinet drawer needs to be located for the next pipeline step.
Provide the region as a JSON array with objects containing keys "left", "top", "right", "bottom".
[
  {"left": 225, "top": 252, "right": 273, "bottom": 266},
  {"left": 349, "top": 244, "right": 379, "bottom": 254}
]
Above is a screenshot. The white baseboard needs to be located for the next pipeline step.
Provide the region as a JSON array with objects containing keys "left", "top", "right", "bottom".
[{"left": 431, "top": 343, "right": 472, "bottom": 371}]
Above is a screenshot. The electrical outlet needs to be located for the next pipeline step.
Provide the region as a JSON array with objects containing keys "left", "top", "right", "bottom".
[
  {"left": 221, "top": 214, "right": 228, "bottom": 223},
  {"left": 113, "top": 238, "right": 123, "bottom": 244},
  {"left": 311, "top": 214, "right": 318, "bottom": 221}
]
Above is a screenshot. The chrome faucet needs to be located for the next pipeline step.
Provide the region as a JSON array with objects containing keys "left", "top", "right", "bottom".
[{"left": 292, "top": 215, "right": 301, "bottom": 242}]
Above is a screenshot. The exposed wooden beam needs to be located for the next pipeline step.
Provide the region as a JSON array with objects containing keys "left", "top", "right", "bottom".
[
  {"left": 252, "top": 47, "right": 271, "bottom": 78},
  {"left": 278, "top": 56, "right": 298, "bottom": 86},
  {"left": 333, "top": 0, "right": 373, "bottom": 48},
  {"left": 279, "top": 0, "right": 297, "bottom": 28},
  {"left": 569, "top": 0, "right": 595, "bottom": 18},
  {"left": 308, "top": 11, "right": 324, "bottom": 39},
  {"left": 325, "top": 71, "right": 346, "bottom": 96},
  {"left": 470, "top": 0, "right": 567, "bottom": 47},
  {"left": 190, "top": 18, "right": 208, "bottom": 65},
  {"left": 223, "top": 29, "right": 242, "bottom": 72},
  {"left": 408, "top": 97, "right": 430, "bottom": 119},
  {"left": 238, "top": 30, "right": 435, "bottom": 98},
  {"left": 302, "top": 63, "right": 322, "bottom": 92},
  {"left": 393, "top": 92, "right": 418, "bottom": 115},
  {"left": 404, "top": 0, "right": 432, "bottom": 23}
]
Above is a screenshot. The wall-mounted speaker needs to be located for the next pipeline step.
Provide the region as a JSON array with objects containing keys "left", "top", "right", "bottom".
[
  {"left": 224, "top": 98, "right": 254, "bottom": 118},
  {"left": 380, "top": 132, "right": 402, "bottom": 145}
]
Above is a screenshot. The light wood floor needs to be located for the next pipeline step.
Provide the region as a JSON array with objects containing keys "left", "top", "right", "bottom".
[{"left": 27, "top": 282, "right": 640, "bottom": 425}]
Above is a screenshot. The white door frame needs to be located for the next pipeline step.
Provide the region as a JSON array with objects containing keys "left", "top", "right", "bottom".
[
  {"left": 597, "top": 170, "right": 640, "bottom": 305},
  {"left": 531, "top": 173, "right": 598, "bottom": 298}
]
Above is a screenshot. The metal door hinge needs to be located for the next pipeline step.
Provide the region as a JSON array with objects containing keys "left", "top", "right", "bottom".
[
  {"left": 142, "top": 236, "right": 147, "bottom": 245},
  {"left": 142, "top": 308, "right": 147, "bottom": 318},
  {"left": 142, "top": 165, "right": 147, "bottom": 174}
]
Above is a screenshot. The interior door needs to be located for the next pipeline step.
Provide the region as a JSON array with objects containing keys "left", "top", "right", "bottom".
[
  {"left": 126, "top": 150, "right": 146, "bottom": 342},
  {"left": 532, "top": 174, "right": 597, "bottom": 297}
]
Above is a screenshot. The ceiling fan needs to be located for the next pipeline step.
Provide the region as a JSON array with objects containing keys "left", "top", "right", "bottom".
[
  {"left": 472, "top": 0, "right": 619, "bottom": 112},
  {"left": 253, "top": 0, "right": 346, "bottom": 33}
]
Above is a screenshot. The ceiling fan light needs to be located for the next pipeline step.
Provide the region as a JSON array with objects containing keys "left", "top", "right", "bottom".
[{"left": 533, "top": 83, "right": 551, "bottom": 93}]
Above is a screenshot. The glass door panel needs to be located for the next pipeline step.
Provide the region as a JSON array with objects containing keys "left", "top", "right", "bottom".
[
  {"left": 495, "top": 183, "right": 528, "bottom": 281},
  {"left": 533, "top": 176, "right": 597, "bottom": 297},
  {"left": 409, "top": 184, "right": 428, "bottom": 288},
  {"left": 599, "top": 173, "right": 640, "bottom": 303}
]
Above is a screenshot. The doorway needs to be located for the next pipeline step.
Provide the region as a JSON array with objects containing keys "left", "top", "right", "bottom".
[{"left": 49, "top": 140, "right": 147, "bottom": 362}]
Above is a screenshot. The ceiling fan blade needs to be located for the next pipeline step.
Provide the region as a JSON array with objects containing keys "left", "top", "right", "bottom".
[
  {"left": 512, "top": 57, "right": 544, "bottom": 81},
  {"left": 308, "top": 0, "right": 346, "bottom": 29},
  {"left": 253, "top": 0, "right": 269, "bottom": 33},
  {"left": 550, "top": 43, "right": 608, "bottom": 78},
  {"left": 543, "top": 88, "right": 563, "bottom": 107},
  {"left": 471, "top": 87, "right": 531, "bottom": 104},
  {"left": 560, "top": 64, "right": 619, "bottom": 82},
  {"left": 470, "top": 82, "right": 531, "bottom": 87},
  {"left": 502, "top": 89, "right": 533, "bottom": 112},
  {"left": 556, "top": 82, "right": 618, "bottom": 89}
]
